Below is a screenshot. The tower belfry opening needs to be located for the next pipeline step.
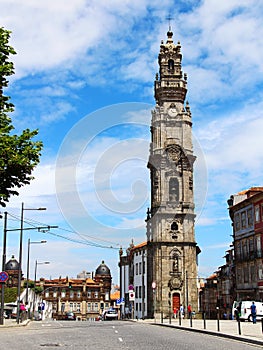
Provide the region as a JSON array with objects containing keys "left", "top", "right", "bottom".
[{"left": 146, "top": 27, "right": 200, "bottom": 318}]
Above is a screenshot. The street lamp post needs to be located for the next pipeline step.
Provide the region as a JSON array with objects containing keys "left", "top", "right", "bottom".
[
  {"left": 32, "top": 260, "right": 50, "bottom": 319},
  {"left": 0, "top": 208, "right": 57, "bottom": 325},
  {"left": 25, "top": 239, "right": 47, "bottom": 304},
  {"left": 16, "top": 203, "right": 46, "bottom": 324},
  {"left": 0, "top": 212, "right": 8, "bottom": 325}
]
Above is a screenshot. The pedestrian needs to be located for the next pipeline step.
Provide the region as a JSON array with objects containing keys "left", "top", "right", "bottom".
[
  {"left": 250, "top": 302, "right": 257, "bottom": 324},
  {"left": 19, "top": 301, "right": 26, "bottom": 322},
  {"left": 180, "top": 304, "right": 184, "bottom": 319},
  {"left": 173, "top": 307, "right": 177, "bottom": 318},
  {"left": 187, "top": 304, "right": 192, "bottom": 319}
]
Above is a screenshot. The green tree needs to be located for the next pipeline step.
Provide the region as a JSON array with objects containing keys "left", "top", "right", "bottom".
[{"left": 0, "top": 27, "right": 43, "bottom": 207}]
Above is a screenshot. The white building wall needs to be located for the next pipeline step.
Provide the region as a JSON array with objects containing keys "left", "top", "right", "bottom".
[{"left": 133, "top": 248, "right": 147, "bottom": 319}]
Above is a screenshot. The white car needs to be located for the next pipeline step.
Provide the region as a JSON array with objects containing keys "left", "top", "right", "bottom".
[
  {"left": 103, "top": 309, "right": 118, "bottom": 320},
  {"left": 233, "top": 301, "right": 263, "bottom": 321}
]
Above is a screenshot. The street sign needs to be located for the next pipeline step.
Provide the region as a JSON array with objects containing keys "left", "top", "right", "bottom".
[
  {"left": 128, "top": 284, "right": 134, "bottom": 291},
  {"left": 129, "top": 290, "right": 135, "bottom": 301},
  {"left": 0, "top": 271, "right": 8, "bottom": 283},
  {"left": 116, "top": 297, "right": 125, "bottom": 305}
]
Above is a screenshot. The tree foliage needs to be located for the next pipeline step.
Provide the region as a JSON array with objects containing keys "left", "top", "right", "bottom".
[{"left": 0, "top": 27, "right": 43, "bottom": 207}]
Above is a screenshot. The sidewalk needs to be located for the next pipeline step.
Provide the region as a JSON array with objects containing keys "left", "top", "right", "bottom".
[
  {"left": 141, "top": 317, "right": 263, "bottom": 346},
  {"left": 0, "top": 318, "right": 30, "bottom": 328}
]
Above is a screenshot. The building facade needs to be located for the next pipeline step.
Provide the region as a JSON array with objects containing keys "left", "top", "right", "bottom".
[
  {"left": 119, "top": 241, "right": 147, "bottom": 319},
  {"left": 39, "top": 261, "right": 112, "bottom": 320},
  {"left": 146, "top": 28, "right": 200, "bottom": 317},
  {"left": 228, "top": 187, "right": 263, "bottom": 301}
]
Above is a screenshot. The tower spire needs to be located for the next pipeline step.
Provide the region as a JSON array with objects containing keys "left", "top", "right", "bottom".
[{"left": 166, "top": 13, "right": 174, "bottom": 32}]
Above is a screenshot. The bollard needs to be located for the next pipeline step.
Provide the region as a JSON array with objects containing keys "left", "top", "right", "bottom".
[
  {"left": 190, "top": 312, "right": 193, "bottom": 327},
  {"left": 179, "top": 311, "right": 181, "bottom": 326},
  {"left": 203, "top": 312, "right": 206, "bottom": 330},
  {"left": 238, "top": 318, "right": 241, "bottom": 335},
  {"left": 261, "top": 318, "right": 263, "bottom": 333},
  {"left": 216, "top": 307, "right": 220, "bottom": 332},
  {"left": 161, "top": 311, "right": 163, "bottom": 324}
]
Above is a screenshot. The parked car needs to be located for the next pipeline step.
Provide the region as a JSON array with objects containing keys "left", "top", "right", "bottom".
[
  {"left": 103, "top": 308, "right": 118, "bottom": 320},
  {"left": 65, "top": 312, "right": 76, "bottom": 320}
]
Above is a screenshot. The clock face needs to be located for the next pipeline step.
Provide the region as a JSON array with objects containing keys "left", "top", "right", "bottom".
[{"left": 168, "top": 107, "right": 177, "bottom": 117}]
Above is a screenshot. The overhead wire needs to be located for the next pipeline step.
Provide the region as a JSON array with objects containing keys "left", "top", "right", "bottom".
[{"left": 5, "top": 211, "right": 121, "bottom": 250}]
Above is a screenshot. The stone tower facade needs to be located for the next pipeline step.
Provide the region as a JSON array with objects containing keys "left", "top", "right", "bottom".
[{"left": 146, "top": 29, "right": 200, "bottom": 317}]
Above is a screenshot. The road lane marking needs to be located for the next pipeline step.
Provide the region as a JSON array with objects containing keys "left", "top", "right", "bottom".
[{"left": 118, "top": 338, "right": 123, "bottom": 342}]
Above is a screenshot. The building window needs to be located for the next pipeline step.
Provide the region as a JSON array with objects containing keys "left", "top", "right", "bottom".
[
  {"left": 244, "top": 266, "right": 249, "bottom": 283},
  {"left": 87, "top": 290, "right": 91, "bottom": 298},
  {"left": 77, "top": 290, "right": 81, "bottom": 298},
  {"left": 87, "top": 303, "right": 91, "bottom": 311},
  {"left": 236, "top": 242, "right": 241, "bottom": 260},
  {"left": 241, "top": 211, "right": 246, "bottom": 229},
  {"left": 69, "top": 303, "right": 73, "bottom": 311},
  {"left": 45, "top": 291, "right": 49, "bottom": 298},
  {"left": 139, "top": 286, "right": 142, "bottom": 299},
  {"left": 105, "top": 292, "right": 109, "bottom": 301},
  {"left": 242, "top": 241, "right": 248, "bottom": 259},
  {"left": 168, "top": 59, "right": 174, "bottom": 71},
  {"left": 135, "top": 286, "right": 138, "bottom": 298},
  {"left": 77, "top": 303, "right": 81, "bottom": 312},
  {"left": 249, "top": 238, "right": 254, "bottom": 255},
  {"left": 94, "top": 303, "right": 98, "bottom": 311},
  {"left": 257, "top": 236, "right": 262, "bottom": 258},
  {"left": 94, "top": 291, "right": 98, "bottom": 299},
  {"left": 61, "top": 290, "right": 66, "bottom": 298},
  {"left": 247, "top": 209, "right": 253, "bottom": 226},
  {"left": 235, "top": 213, "right": 240, "bottom": 231},
  {"left": 169, "top": 178, "right": 179, "bottom": 202},
  {"left": 255, "top": 205, "right": 260, "bottom": 222},
  {"left": 70, "top": 291, "right": 74, "bottom": 298},
  {"left": 61, "top": 303, "right": 65, "bottom": 312},
  {"left": 53, "top": 291, "right": 57, "bottom": 298},
  {"left": 139, "top": 262, "right": 142, "bottom": 275},
  {"left": 136, "top": 263, "right": 138, "bottom": 275}
]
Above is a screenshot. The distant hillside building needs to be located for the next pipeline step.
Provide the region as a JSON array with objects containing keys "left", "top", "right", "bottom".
[
  {"left": 39, "top": 260, "right": 113, "bottom": 320},
  {"left": 5, "top": 255, "right": 22, "bottom": 288}
]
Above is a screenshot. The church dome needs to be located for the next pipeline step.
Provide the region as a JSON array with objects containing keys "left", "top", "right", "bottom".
[
  {"left": 95, "top": 260, "right": 111, "bottom": 276},
  {"left": 5, "top": 255, "right": 19, "bottom": 271}
]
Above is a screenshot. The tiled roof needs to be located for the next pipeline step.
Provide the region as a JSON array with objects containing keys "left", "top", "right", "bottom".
[{"left": 111, "top": 291, "right": 120, "bottom": 300}]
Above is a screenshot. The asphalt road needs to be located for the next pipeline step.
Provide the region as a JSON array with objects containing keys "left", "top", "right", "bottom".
[{"left": 0, "top": 320, "right": 262, "bottom": 349}]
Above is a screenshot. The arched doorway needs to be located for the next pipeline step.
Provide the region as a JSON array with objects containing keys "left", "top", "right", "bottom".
[{"left": 172, "top": 293, "right": 180, "bottom": 313}]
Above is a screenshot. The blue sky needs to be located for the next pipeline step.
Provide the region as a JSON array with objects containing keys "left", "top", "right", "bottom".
[{"left": 1, "top": 0, "right": 263, "bottom": 284}]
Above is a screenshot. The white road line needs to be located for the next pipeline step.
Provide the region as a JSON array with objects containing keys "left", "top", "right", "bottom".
[
  {"left": 118, "top": 338, "right": 123, "bottom": 342},
  {"left": 115, "top": 330, "right": 118, "bottom": 333}
]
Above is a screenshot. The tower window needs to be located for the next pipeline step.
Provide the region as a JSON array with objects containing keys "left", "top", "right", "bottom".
[
  {"left": 169, "top": 178, "right": 179, "bottom": 201},
  {"left": 168, "top": 59, "right": 174, "bottom": 71},
  {"left": 171, "top": 222, "right": 178, "bottom": 231}
]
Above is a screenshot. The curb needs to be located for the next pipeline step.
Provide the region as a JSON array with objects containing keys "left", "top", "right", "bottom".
[
  {"left": 150, "top": 322, "right": 263, "bottom": 346},
  {"left": 0, "top": 319, "right": 30, "bottom": 328}
]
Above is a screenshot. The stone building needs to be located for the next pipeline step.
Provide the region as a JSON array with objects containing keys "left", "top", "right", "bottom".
[
  {"left": 228, "top": 187, "right": 263, "bottom": 301},
  {"left": 5, "top": 255, "right": 21, "bottom": 288},
  {"left": 39, "top": 260, "right": 112, "bottom": 320},
  {"left": 146, "top": 28, "right": 200, "bottom": 317}
]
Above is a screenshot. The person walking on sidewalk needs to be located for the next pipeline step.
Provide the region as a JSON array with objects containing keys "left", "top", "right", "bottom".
[{"left": 250, "top": 301, "right": 257, "bottom": 324}]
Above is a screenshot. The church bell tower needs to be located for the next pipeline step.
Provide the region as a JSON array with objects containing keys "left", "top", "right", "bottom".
[{"left": 146, "top": 28, "right": 200, "bottom": 317}]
